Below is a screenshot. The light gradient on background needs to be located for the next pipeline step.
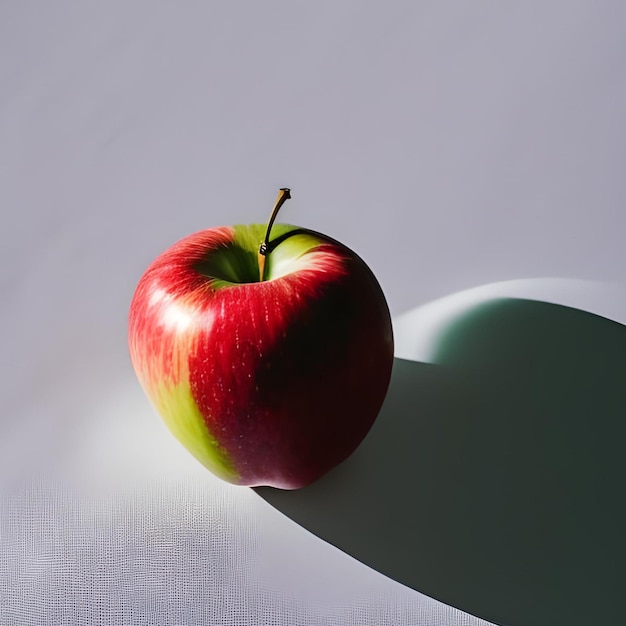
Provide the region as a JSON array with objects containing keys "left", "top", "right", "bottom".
[{"left": 1, "top": 2, "right": 625, "bottom": 624}]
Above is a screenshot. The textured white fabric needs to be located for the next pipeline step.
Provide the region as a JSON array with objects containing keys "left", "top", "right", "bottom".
[
  {"left": 0, "top": 476, "right": 493, "bottom": 625},
  {"left": 2, "top": 2, "right": 626, "bottom": 624}
]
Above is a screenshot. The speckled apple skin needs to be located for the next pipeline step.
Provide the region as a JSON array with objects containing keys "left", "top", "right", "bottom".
[{"left": 128, "top": 223, "right": 393, "bottom": 489}]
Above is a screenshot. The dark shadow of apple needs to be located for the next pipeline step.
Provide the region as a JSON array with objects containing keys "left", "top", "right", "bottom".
[{"left": 256, "top": 298, "right": 626, "bottom": 626}]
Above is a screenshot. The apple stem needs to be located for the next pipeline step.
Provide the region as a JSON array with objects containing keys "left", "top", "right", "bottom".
[{"left": 258, "top": 187, "right": 291, "bottom": 281}]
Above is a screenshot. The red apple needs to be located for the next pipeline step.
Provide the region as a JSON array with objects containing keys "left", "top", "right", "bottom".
[{"left": 128, "top": 189, "right": 394, "bottom": 489}]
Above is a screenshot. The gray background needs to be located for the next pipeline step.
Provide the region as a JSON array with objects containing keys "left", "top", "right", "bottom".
[{"left": 1, "top": 2, "right": 625, "bottom": 625}]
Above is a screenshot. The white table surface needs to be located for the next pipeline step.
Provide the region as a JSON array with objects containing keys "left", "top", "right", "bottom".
[{"left": 2, "top": 2, "right": 625, "bottom": 624}]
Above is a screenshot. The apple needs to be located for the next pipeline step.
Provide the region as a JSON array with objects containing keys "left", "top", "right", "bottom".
[{"left": 128, "top": 189, "right": 394, "bottom": 489}]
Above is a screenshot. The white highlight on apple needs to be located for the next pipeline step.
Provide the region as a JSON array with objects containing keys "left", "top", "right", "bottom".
[{"left": 150, "top": 287, "right": 195, "bottom": 333}]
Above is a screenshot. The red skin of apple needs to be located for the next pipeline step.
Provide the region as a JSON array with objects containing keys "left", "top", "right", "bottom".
[{"left": 129, "top": 224, "right": 393, "bottom": 489}]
